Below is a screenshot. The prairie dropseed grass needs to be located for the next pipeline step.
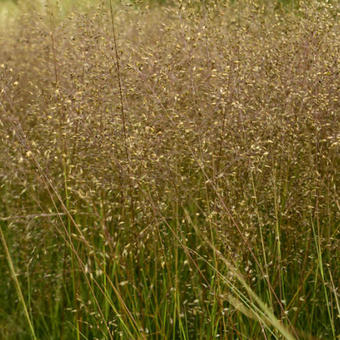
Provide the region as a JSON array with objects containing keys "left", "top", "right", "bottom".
[{"left": 0, "top": 0, "right": 339, "bottom": 339}]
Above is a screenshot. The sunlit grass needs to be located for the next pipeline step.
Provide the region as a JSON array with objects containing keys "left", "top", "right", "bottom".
[{"left": 0, "top": 0, "right": 339, "bottom": 339}]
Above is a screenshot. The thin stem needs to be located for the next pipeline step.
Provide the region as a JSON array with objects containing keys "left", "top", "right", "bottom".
[{"left": 0, "top": 224, "right": 37, "bottom": 340}]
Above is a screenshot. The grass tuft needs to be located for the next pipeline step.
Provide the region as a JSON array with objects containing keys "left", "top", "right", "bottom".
[{"left": 0, "top": 0, "right": 339, "bottom": 339}]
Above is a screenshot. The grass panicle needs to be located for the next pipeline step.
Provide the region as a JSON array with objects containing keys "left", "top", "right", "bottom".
[{"left": 0, "top": 0, "right": 339, "bottom": 339}]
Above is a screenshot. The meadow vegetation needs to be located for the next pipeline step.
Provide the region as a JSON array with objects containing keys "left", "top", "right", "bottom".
[{"left": 0, "top": 0, "right": 339, "bottom": 339}]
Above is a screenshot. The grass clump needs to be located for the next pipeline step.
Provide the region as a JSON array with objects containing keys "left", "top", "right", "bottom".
[{"left": 0, "top": 0, "right": 339, "bottom": 339}]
